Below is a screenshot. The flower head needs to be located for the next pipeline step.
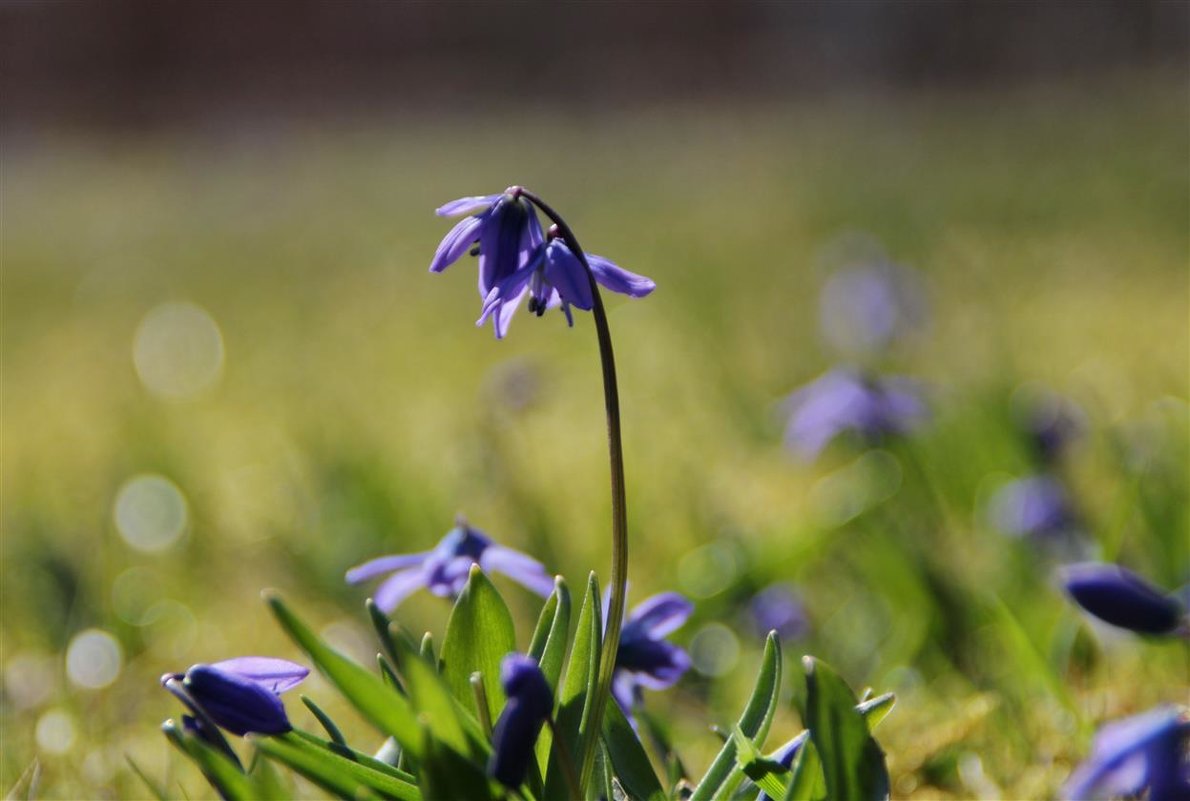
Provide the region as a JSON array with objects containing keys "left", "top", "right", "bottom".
[
  {"left": 819, "top": 262, "right": 927, "bottom": 358},
  {"left": 749, "top": 583, "right": 809, "bottom": 641},
  {"left": 488, "top": 653, "right": 554, "bottom": 788},
  {"left": 988, "top": 475, "right": 1080, "bottom": 540},
  {"left": 609, "top": 592, "right": 693, "bottom": 716},
  {"left": 1062, "top": 706, "right": 1190, "bottom": 801},
  {"left": 782, "top": 368, "right": 927, "bottom": 460},
  {"left": 1061, "top": 562, "right": 1187, "bottom": 636},
  {"left": 161, "top": 657, "right": 308, "bottom": 737},
  {"left": 346, "top": 517, "right": 555, "bottom": 612}
]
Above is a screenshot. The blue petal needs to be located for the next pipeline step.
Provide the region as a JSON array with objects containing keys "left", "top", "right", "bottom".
[
  {"left": 374, "top": 566, "right": 428, "bottom": 612},
  {"left": 184, "top": 665, "right": 291, "bottom": 736},
  {"left": 1062, "top": 563, "right": 1184, "bottom": 635},
  {"left": 488, "top": 696, "right": 548, "bottom": 788},
  {"left": 346, "top": 552, "right": 431, "bottom": 584},
  {"left": 436, "top": 194, "right": 502, "bottom": 217},
  {"left": 429, "top": 215, "right": 485, "bottom": 274},
  {"left": 481, "top": 546, "right": 556, "bottom": 597},
  {"left": 208, "top": 657, "right": 309, "bottom": 694},
  {"left": 542, "top": 242, "right": 594, "bottom": 311},
  {"left": 626, "top": 592, "right": 694, "bottom": 639},
  {"left": 588, "top": 254, "right": 656, "bottom": 298}
]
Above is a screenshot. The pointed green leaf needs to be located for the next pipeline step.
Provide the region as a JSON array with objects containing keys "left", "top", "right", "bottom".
[
  {"left": 602, "top": 691, "right": 666, "bottom": 801},
  {"left": 856, "top": 693, "right": 896, "bottom": 730},
  {"left": 783, "top": 738, "right": 825, "bottom": 801},
  {"left": 265, "top": 591, "right": 422, "bottom": 759},
  {"left": 416, "top": 726, "right": 496, "bottom": 801},
  {"left": 730, "top": 726, "right": 789, "bottom": 800},
  {"left": 301, "top": 696, "right": 347, "bottom": 745},
  {"left": 803, "top": 657, "right": 889, "bottom": 801},
  {"left": 252, "top": 731, "right": 420, "bottom": 801},
  {"left": 544, "top": 572, "right": 602, "bottom": 801},
  {"left": 246, "top": 751, "right": 291, "bottom": 800},
  {"left": 403, "top": 649, "right": 472, "bottom": 756},
  {"left": 440, "top": 566, "right": 517, "bottom": 723},
  {"left": 689, "top": 632, "right": 783, "bottom": 801},
  {"left": 163, "top": 719, "right": 254, "bottom": 801},
  {"left": 528, "top": 577, "right": 572, "bottom": 693}
]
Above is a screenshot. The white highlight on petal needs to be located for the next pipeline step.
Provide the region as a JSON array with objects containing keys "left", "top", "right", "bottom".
[
  {"left": 114, "top": 474, "right": 189, "bottom": 553},
  {"left": 35, "top": 709, "right": 77, "bottom": 754},
  {"left": 133, "top": 301, "right": 224, "bottom": 400},
  {"left": 66, "top": 629, "right": 123, "bottom": 690},
  {"left": 689, "top": 623, "right": 740, "bottom": 677}
]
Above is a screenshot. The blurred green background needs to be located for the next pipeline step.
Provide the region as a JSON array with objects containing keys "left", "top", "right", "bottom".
[{"left": 3, "top": 5, "right": 1189, "bottom": 799}]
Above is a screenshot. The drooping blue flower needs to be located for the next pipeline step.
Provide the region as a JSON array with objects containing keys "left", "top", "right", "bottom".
[
  {"left": 819, "top": 262, "right": 927, "bottom": 358},
  {"left": 478, "top": 225, "right": 655, "bottom": 338},
  {"left": 609, "top": 592, "right": 693, "bottom": 715},
  {"left": 1062, "top": 706, "right": 1190, "bottom": 801},
  {"left": 1061, "top": 562, "right": 1187, "bottom": 636},
  {"left": 782, "top": 368, "right": 927, "bottom": 460},
  {"left": 757, "top": 732, "right": 810, "bottom": 801},
  {"left": 161, "top": 657, "right": 309, "bottom": 737},
  {"left": 488, "top": 653, "right": 554, "bottom": 789},
  {"left": 749, "top": 583, "right": 809, "bottom": 642},
  {"left": 431, "top": 188, "right": 544, "bottom": 336},
  {"left": 346, "top": 517, "right": 555, "bottom": 612}
]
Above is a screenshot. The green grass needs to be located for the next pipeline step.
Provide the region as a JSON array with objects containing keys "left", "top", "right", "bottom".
[{"left": 3, "top": 78, "right": 1187, "bottom": 798}]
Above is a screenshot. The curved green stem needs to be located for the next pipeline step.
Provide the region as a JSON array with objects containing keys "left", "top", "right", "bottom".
[{"left": 521, "top": 190, "right": 628, "bottom": 795}]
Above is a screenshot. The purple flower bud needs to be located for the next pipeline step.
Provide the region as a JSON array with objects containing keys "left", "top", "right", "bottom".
[
  {"left": 162, "top": 657, "right": 307, "bottom": 737},
  {"left": 346, "top": 517, "right": 555, "bottom": 612},
  {"left": 1062, "top": 563, "right": 1186, "bottom": 636},
  {"left": 1062, "top": 706, "right": 1190, "bottom": 801},
  {"left": 488, "top": 654, "right": 553, "bottom": 788}
]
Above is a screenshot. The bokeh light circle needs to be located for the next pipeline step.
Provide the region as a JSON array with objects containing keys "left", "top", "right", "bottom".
[
  {"left": 689, "top": 623, "right": 740, "bottom": 677},
  {"left": 35, "top": 709, "right": 76, "bottom": 754},
  {"left": 65, "top": 629, "right": 123, "bottom": 690},
  {"left": 133, "top": 301, "right": 224, "bottom": 399},
  {"left": 114, "top": 474, "right": 188, "bottom": 553}
]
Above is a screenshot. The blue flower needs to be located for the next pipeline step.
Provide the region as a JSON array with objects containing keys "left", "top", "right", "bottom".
[
  {"left": 431, "top": 188, "right": 543, "bottom": 336},
  {"left": 819, "top": 262, "right": 927, "bottom": 358},
  {"left": 478, "top": 226, "right": 655, "bottom": 337},
  {"left": 1062, "top": 706, "right": 1190, "bottom": 801},
  {"left": 488, "top": 653, "right": 554, "bottom": 789},
  {"left": 782, "top": 368, "right": 927, "bottom": 460},
  {"left": 757, "top": 732, "right": 810, "bottom": 801},
  {"left": 988, "top": 475, "right": 1080, "bottom": 540},
  {"left": 346, "top": 517, "right": 555, "bottom": 612},
  {"left": 609, "top": 592, "right": 693, "bottom": 715},
  {"left": 749, "top": 583, "right": 809, "bottom": 641},
  {"left": 161, "top": 657, "right": 309, "bottom": 737},
  {"left": 1061, "top": 562, "right": 1187, "bottom": 636}
]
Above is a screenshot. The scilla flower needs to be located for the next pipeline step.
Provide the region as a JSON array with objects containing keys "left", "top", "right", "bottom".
[
  {"left": 782, "top": 368, "right": 927, "bottom": 460},
  {"left": 479, "top": 225, "right": 655, "bottom": 337},
  {"left": 161, "top": 657, "right": 308, "bottom": 736},
  {"left": 346, "top": 517, "right": 555, "bottom": 612},
  {"left": 488, "top": 653, "right": 554, "bottom": 789},
  {"left": 819, "top": 262, "right": 926, "bottom": 358},
  {"left": 1061, "top": 562, "right": 1187, "bottom": 636},
  {"left": 431, "top": 188, "right": 543, "bottom": 335},
  {"left": 1063, "top": 706, "right": 1190, "bottom": 801},
  {"left": 609, "top": 592, "right": 693, "bottom": 716}
]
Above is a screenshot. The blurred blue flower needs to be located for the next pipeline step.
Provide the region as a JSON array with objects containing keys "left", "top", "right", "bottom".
[
  {"left": 609, "top": 592, "right": 693, "bottom": 715},
  {"left": 488, "top": 653, "right": 553, "bottom": 788},
  {"left": 749, "top": 583, "right": 809, "bottom": 641},
  {"left": 988, "top": 475, "right": 1080, "bottom": 540},
  {"left": 1061, "top": 562, "right": 1187, "bottom": 636},
  {"left": 346, "top": 518, "right": 555, "bottom": 612},
  {"left": 1062, "top": 706, "right": 1190, "bottom": 801},
  {"left": 478, "top": 226, "right": 655, "bottom": 336},
  {"left": 1013, "top": 388, "right": 1084, "bottom": 466},
  {"left": 819, "top": 262, "right": 926, "bottom": 358},
  {"left": 431, "top": 188, "right": 543, "bottom": 336},
  {"left": 162, "top": 657, "right": 309, "bottom": 736},
  {"left": 757, "top": 732, "right": 810, "bottom": 801},
  {"left": 782, "top": 368, "right": 927, "bottom": 460}
]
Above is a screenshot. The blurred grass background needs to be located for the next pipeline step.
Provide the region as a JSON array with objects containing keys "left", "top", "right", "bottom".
[{"left": 4, "top": 72, "right": 1188, "bottom": 799}]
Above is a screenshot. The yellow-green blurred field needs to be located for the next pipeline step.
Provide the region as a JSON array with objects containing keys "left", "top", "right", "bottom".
[{"left": 3, "top": 79, "right": 1188, "bottom": 798}]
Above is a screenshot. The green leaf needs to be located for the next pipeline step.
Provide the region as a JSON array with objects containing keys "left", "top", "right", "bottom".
[
  {"left": 784, "top": 738, "right": 825, "bottom": 801},
  {"left": 301, "top": 696, "right": 347, "bottom": 745},
  {"left": 125, "top": 756, "right": 167, "bottom": 801},
  {"left": 602, "top": 689, "right": 666, "bottom": 801},
  {"left": 544, "top": 572, "right": 602, "bottom": 801},
  {"left": 730, "top": 726, "right": 789, "bottom": 800},
  {"left": 403, "top": 648, "right": 472, "bottom": 757},
  {"left": 265, "top": 591, "right": 423, "bottom": 759},
  {"left": 856, "top": 693, "right": 896, "bottom": 730},
  {"left": 416, "top": 726, "right": 496, "bottom": 801},
  {"left": 689, "top": 632, "right": 783, "bottom": 801},
  {"left": 528, "top": 577, "right": 571, "bottom": 693},
  {"left": 289, "top": 729, "right": 417, "bottom": 784},
  {"left": 162, "top": 719, "right": 255, "bottom": 801},
  {"left": 440, "top": 565, "right": 517, "bottom": 724},
  {"left": 253, "top": 731, "right": 420, "bottom": 801},
  {"left": 246, "top": 751, "right": 292, "bottom": 800},
  {"left": 803, "top": 657, "right": 889, "bottom": 801}
]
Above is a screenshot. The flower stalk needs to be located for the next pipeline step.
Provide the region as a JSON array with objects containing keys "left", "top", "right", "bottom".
[{"left": 521, "top": 189, "right": 629, "bottom": 793}]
